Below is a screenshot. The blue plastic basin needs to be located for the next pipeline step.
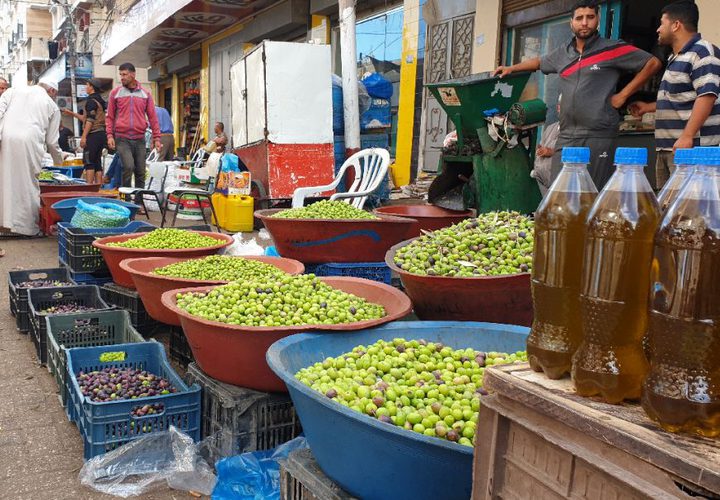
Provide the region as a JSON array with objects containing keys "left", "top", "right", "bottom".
[
  {"left": 51, "top": 197, "right": 141, "bottom": 223},
  {"left": 267, "top": 321, "right": 529, "bottom": 500}
]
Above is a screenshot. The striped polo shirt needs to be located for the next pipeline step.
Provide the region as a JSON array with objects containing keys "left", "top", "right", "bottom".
[{"left": 655, "top": 34, "right": 720, "bottom": 150}]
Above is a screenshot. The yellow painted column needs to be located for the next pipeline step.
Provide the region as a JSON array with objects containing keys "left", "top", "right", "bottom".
[
  {"left": 394, "top": 0, "right": 421, "bottom": 188},
  {"left": 201, "top": 42, "right": 211, "bottom": 142},
  {"left": 171, "top": 74, "right": 181, "bottom": 148}
]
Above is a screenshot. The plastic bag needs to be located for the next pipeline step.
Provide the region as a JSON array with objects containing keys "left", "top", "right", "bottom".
[
  {"left": 212, "top": 437, "right": 308, "bottom": 500},
  {"left": 222, "top": 230, "right": 269, "bottom": 256},
  {"left": 362, "top": 73, "right": 393, "bottom": 100},
  {"left": 358, "top": 81, "right": 371, "bottom": 115},
  {"left": 71, "top": 200, "right": 131, "bottom": 229},
  {"left": 361, "top": 98, "right": 392, "bottom": 131},
  {"left": 79, "top": 426, "right": 216, "bottom": 498}
]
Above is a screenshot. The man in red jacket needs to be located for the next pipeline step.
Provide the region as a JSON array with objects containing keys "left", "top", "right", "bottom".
[{"left": 106, "top": 62, "right": 161, "bottom": 188}]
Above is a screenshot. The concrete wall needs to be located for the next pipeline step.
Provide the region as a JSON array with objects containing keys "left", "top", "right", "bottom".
[
  {"left": 697, "top": 0, "right": 720, "bottom": 46},
  {"left": 471, "top": 0, "right": 501, "bottom": 73}
]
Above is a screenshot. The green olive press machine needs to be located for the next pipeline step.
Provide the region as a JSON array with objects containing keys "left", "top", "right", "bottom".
[{"left": 426, "top": 72, "right": 546, "bottom": 213}]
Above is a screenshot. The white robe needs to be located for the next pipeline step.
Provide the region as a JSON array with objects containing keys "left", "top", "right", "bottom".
[{"left": 0, "top": 86, "right": 64, "bottom": 235}]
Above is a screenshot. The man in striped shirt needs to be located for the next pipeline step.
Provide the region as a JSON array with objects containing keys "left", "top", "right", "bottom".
[{"left": 630, "top": 1, "right": 720, "bottom": 188}]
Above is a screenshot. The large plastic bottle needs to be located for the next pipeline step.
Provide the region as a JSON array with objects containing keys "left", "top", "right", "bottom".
[
  {"left": 573, "top": 148, "right": 661, "bottom": 403},
  {"left": 657, "top": 148, "right": 696, "bottom": 213},
  {"left": 642, "top": 146, "right": 720, "bottom": 437},
  {"left": 527, "top": 147, "right": 598, "bottom": 379}
]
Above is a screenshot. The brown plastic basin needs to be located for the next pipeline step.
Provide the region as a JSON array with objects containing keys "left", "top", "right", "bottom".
[
  {"left": 121, "top": 256, "right": 306, "bottom": 326},
  {"left": 386, "top": 239, "right": 533, "bottom": 326},
  {"left": 40, "top": 183, "right": 102, "bottom": 194},
  {"left": 255, "top": 209, "right": 416, "bottom": 263},
  {"left": 92, "top": 231, "right": 234, "bottom": 289},
  {"left": 373, "top": 205, "right": 473, "bottom": 237},
  {"left": 161, "top": 277, "right": 413, "bottom": 391}
]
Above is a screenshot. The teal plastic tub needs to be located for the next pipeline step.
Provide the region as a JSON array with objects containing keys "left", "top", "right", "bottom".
[{"left": 266, "top": 321, "right": 529, "bottom": 500}]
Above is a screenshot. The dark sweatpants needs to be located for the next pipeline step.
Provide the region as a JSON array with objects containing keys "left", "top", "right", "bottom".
[{"left": 550, "top": 136, "right": 618, "bottom": 191}]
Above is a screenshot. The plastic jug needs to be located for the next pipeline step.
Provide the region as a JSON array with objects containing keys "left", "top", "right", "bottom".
[
  {"left": 527, "top": 147, "right": 598, "bottom": 379},
  {"left": 642, "top": 146, "right": 720, "bottom": 437},
  {"left": 222, "top": 195, "right": 254, "bottom": 232},
  {"left": 657, "top": 148, "right": 696, "bottom": 213},
  {"left": 211, "top": 192, "right": 226, "bottom": 226},
  {"left": 573, "top": 148, "right": 661, "bottom": 403}
]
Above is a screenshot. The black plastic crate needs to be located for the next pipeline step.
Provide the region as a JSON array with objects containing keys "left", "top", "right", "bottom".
[
  {"left": 185, "top": 363, "right": 302, "bottom": 463},
  {"left": 46, "top": 310, "right": 145, "bottom": 415},
  {"left": 280, "top": 449, "right": 356, "bottom": 500},
  {"left": 169, "top": 326, "right": 194, "bottom": 368},
  {"left": 8, "top": 267, "right": 74, "bottom": 333},
  {"left": 100, "top": 283, "right": 161, "bottom": 334},
  {"left": 28, "top": 285, "right": 111, "bottom": 364}
]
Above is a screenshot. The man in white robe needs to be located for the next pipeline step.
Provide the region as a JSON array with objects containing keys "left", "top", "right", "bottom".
[{"left": 0, "top": 79, "right": 64, "bottom": 236}]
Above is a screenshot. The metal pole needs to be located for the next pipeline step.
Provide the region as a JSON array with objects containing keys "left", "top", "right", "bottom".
[
  {"left": 339, "top": 0, "right": 360, "bottom": 159},
  {"left": 62, "top": 0, "right": 80, "bottom": 138}
]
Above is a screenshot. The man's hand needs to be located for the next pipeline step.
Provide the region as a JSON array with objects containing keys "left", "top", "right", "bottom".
[
  {"left": 493, "top": 66, "right": 513, "bottom": 78},
  {"left": 627, "top": 101, "right": 653, "bottom": 117},
  {"left": 61, "top": 108, "right": 73, "bottom": 116},
  {"left": 153, "top": 138, "right": 162, "bottom": 152},
  {"left": 80, "top": 137, "right": 87, "bottom": 149},
  {"left": 673, "top": 135, "right": 694, "bottom": 151},
  {"left": 536, "top": 146, "right": 554, "bottom": 158},
  {"left": 611, "top": 93, "right": 628, "bottom": 110},
  {"left": 107, "top": 137, "right": 115, "bottom": 150}
]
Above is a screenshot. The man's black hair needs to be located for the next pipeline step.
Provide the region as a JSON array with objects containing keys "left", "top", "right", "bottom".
[
  {"left": 119, "top": 62, "right": 136, "bottom": 72},
  {"left": 662, "top": 1, "right": 699, "bottom": 32},
  {"left": 217, "top": 122, "right": 225, "bottom": 131},
  {"left": 571, "top": 1, "right": 599, "bottom": 15}
]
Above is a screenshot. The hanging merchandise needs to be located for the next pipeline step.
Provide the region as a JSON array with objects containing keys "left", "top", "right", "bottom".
[
  {"left": 642, "top": 146, "right": 720, "bottom": 437},
  {"left": 573, "top": 148, "right": 661, "bottom": 403},
  {"left": 528, "top": 147, "right": 598, "bottom": 379}
]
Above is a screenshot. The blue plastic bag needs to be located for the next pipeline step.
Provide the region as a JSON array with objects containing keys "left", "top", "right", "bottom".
[
  {"left": 211, "top": 437, "right": 308, "bottom": 500},
  {"left": 71, "top": 199, "right": 131, "bottom": 228},
  {"left": 361, "top": 73, "right": 393, "bottom": 100},
  {"left": 361, "top": 98, "right": 392, "bottom": 131}
]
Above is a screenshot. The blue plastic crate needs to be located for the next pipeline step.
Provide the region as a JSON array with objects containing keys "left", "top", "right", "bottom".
[
  {"left": 57, "top": 221, "right": 155, "bottom": 273},
  {"left": 304, "top": 262, "right": 392, "bottom": 285},
  {"left": 59, "top": 257, "right": 113, "bottom": 286},
  {"left": 46, "top": 165, "right": 85, "bottom": 178},
  {"left": 66, "top": 342, "right": 201, "bottom": 459},
  {"left": 51, "top": 197, "right": 141, "bottom": 224},
  {"left": 266, "top": 321, "right": 530, "bottom": 500}
]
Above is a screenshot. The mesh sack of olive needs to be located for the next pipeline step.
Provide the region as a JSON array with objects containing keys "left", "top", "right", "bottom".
[
  {"left": 175, "top": 274, "right": 386, "bottom": 327},
  {"left": 393, "top": 211, "right": 534, "bottom": 277},
  {"left": 71, "top": 200, "right": 131, "bottom": 229},
  {"left": 106, "top": 228, "right": 221, "bottom": 249},
  {"left": 272, "top": 200, "right": 378, "bottom": 220},
  {"left": 295, "top": 338, "right": 527, "bottom": 447},
  {"left": 152, "top": 255, "right": 288, "bottom": 282}
]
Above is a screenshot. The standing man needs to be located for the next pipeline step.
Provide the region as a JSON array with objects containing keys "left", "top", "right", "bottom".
[
  {"left": 629, "top": 1, "right": 720, "bottom": 189},
  {"left": 0, "top": 79, "right": 64, "bottom": 236},
  {"left": 494, "top": 1, "right": 662, "bottom": 189},
  {"left": 105, "top": 63, "right": 161, "bottom": 188},
  {"left": 0, "top": 77, "right": 8, "bottom": 96},
  {"left": 155, "top": 105, "right": 175, "bottom": 161}
]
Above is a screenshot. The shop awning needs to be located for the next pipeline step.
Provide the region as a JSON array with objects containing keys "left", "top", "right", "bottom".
[{"left": 100, "top": 0, "right": 280, "bottom": 67}]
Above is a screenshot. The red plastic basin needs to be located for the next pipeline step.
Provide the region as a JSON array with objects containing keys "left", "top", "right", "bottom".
[
  {"left": 386, "top": 239, "right": 533, "bottom": 326},
  {"left": 160, "top": 277, "right": 413, "bottom": 391},
  {"left": 373, "top": 205, "right": 473, "bottom": 237},
  {"left": 121, "top": 256, "right": 306, "bottom": 326},
  {"left": 40, "top": 192, "right": 116, "bottom": 227},
  {"left": 255, "top": 209, "right": 416, "bottom": 263},
  {"left": 40, "top": 183, "right": 102, "bottom": 194},
  {"left": 92, "top": 231, "right": 234, "bottom": 289}
]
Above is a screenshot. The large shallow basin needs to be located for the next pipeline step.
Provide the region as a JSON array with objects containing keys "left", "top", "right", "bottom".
[
  {"left": 373, "top": 204, "right": 473, "bottom": 236},
  {"left": 255, "top": 208, "right": 416, "bottom": 263},
  {"left": 266, "top": 321, "right": 530, "bottom": 500},
  {"left": 161, "top": 277, "right": 412, "bottom": 391},
  {"left": 121, "top": 255, "right": 306, "bottom": 326},
  {"left": 386, "top": 239, "right": 533, "bottom": 326},
  {"left": 92, "top": 231, "right": 233, "bottom": 288}
]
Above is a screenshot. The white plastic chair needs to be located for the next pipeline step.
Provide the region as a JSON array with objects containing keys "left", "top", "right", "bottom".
[
  {"left": 119, "top": 158, "right": 171, "bottom": 219},
  {"left": 161, "top": 153, "right": 222, "bottom": 231},
  {"left": 291, "top": 148, "right": 391, "bottom": 209}
]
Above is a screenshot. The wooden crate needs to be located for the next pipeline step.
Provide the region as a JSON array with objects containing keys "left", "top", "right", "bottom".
[
  {"left": 280, "top": 449, "right": 356, "bottom": 500},
  {"left": 473, "top": 364, "right": 720, "bottom": 499}
]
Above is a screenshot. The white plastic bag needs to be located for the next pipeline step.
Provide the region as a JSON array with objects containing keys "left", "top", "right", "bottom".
[{"left": 79, "top": 426, "right": 216, "bottom": 498}]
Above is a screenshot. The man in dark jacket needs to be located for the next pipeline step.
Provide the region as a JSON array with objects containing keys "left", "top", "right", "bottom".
[{"left": 494, "top": 0, "right": 662, "bottom": 189}]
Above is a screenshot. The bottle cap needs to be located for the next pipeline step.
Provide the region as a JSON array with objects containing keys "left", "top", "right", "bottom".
[
  {"left": 614, "top": 147, "right": 647, "bottom": 166},
  {"left": 673, "top": 148, "right": 696, "bottom": 166},
  {"left": 561, "top": 147, "right": 590, "bottom": 164},
  {"left": 693, "top": 146, "right": 720, "bottom": 166}
]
